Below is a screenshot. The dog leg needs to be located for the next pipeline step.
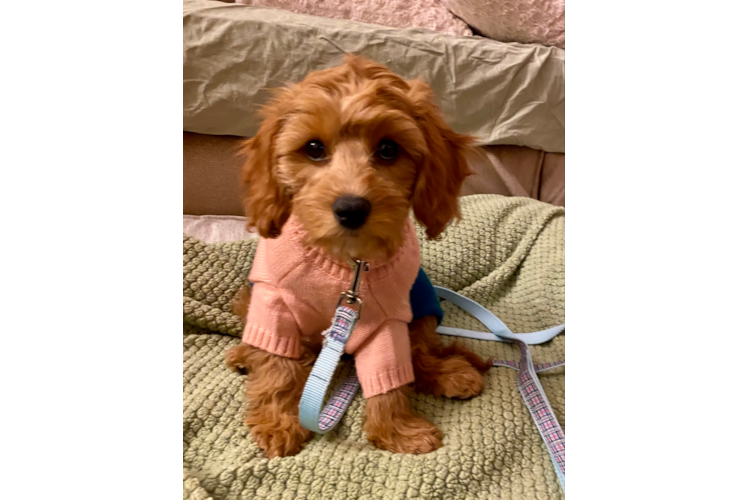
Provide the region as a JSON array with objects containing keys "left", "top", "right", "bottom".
[
  {"left": 226, "top": 342, "right": 316, "bottom": 458},
  {"left": 364, "top": 385, "right": 442, "bottom": 454},
  {"left": 409, "top": 316, "right": 491, "bottom": 399},
  {"left": 231, "top": 283, "right": 252, "bottom": 318}
]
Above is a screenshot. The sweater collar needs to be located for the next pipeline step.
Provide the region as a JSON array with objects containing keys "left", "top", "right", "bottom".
[{"left": 264, "top": 214, "right": 418, "bottom": 285}]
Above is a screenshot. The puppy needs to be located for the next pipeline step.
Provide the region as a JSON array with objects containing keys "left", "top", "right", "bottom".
[{"left": 226, "top": 55, "right": 491, "bottom": 458}]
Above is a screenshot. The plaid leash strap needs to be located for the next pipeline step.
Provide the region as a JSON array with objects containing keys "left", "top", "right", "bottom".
[
  {"left": 317, "top": 375, "right": 360, "bottom": 431},
  {"left": 512, "top": 338, "right": 565, "bottom": 490},
  {"left": 298, "top": 306, "right": 359, "bottom": 434},
  {"left": 433, "top": 286, "right": 566, "bottom": 492},
  {"left": 298, "top": 288, "right": 565, "bottom": 491},
  {"left": 307, "top": 358, "right": 565, "bottom": 435},
  {"left": 312, "top": 358, "right": 564, "bottom": 434}
]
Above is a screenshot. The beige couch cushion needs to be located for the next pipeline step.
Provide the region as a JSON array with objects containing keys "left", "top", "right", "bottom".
[{"left": 183, "top": 0, "right": 565, "bottom": 152}]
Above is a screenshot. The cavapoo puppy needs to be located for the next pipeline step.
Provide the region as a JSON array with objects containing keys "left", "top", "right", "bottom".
[{"left": 226, "top": 55, "right": 491, "bottom": 458}]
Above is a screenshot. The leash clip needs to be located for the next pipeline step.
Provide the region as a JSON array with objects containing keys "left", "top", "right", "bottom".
[{"left": 336, "top": 259, "right": 369, "bottom": 314}]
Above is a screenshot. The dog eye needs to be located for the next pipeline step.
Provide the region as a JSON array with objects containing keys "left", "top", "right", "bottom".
[
  {"left": 305, "top": 140, "right": 326, "bottom": 161},
  {"left": 376, "top": 139, "right": 399, "bottom": 161}
]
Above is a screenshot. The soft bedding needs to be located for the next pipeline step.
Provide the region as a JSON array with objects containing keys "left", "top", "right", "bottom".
[
  {"left": 235, "top": 0, "right": 473, "bottom": 37},
  {"left": 183, "top": 0, "right": 565, "bottom": 153},
  {"left": 183, "top": 195, "right": 565, "bottom": 500},
  {"left": 442, "top": 0, "right": 565, "bottom": 48}
]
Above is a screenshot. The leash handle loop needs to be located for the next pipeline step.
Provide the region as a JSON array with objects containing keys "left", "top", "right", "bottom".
[
  {"left": 298, "top": 306, "right": 359, "bottom": 433},
  {"left": 299, "top": 260, "right": 369, "bottom": 434},
  {"left": 297, "top": 277, "right": 566, "bottom": 492}
]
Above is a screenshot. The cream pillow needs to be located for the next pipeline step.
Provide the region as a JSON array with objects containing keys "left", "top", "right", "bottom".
[
  {"left": 442, "top": 0, "right": 565, "bottom": 48},
  {"left": 235, "top": 0, "right": 473, "bottom": 37}
]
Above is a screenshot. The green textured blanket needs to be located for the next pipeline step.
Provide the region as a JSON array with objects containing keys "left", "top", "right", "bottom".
[{"left": 183, "top": 195, "right": 565, "bottom": 500}]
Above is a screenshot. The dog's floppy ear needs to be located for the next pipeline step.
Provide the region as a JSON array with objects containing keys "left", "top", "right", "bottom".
[
  {"left": 239, "top": 93, "right": 293, "bottom": 238},
  {"left": 407, "top": 80, "right": 474, "bottom": 239}
]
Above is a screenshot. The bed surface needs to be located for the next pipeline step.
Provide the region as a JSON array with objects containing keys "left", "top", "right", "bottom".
[{"left": 183, "top": 196, "right": 565, "bottom": 500}]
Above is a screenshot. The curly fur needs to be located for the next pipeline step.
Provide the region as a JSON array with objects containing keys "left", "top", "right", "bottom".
[{"left": 228, "top": 56, "right": 487, "bottom": 457}]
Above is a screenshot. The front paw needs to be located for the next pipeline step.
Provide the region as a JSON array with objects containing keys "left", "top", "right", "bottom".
[
  {"left": 225, "top": 344, "right": 255, "bottom": 374},
  {"left": 246, "top": 411, "right": 311, "bottom": 458},
  {"left": 366, "top": 415, "right": 443, "bottom": 455}
]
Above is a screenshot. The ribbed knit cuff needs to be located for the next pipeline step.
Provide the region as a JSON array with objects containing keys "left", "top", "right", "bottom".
[
  {"left": 358, "top": 363, "right": 415, "bottom": 398},
  {"left": 242, "top": 322, "right": 301, "bottom": 359}
]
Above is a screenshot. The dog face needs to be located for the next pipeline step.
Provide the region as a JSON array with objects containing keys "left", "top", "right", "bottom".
[{"left": 240, "top": 55, "right": 473, "bottom": 261}]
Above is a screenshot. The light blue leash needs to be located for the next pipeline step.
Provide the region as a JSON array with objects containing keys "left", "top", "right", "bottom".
[
  {"left": 298, "top": 260, "right": 367, "bottom": 434},
  {"left": 435, "top": 286, "right": 566, "bottom": 491},
  {"left": 297, "top": 265, "right": 566, "bottom": 490},
  {"left": 434, "top": 286, "right": 566, "bottom": 344}
]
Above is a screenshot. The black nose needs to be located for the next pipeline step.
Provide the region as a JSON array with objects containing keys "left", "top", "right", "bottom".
[{"left": 332, "top": 196, "right": 371, "bottom": 230}]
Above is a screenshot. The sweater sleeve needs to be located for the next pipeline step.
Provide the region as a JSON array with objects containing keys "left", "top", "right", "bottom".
[
  {"left": 241, "top": 282, "right": 301, "bottom": 359},
  {"left": 353, "top": 319, "right": 415, "bottom": 398}
]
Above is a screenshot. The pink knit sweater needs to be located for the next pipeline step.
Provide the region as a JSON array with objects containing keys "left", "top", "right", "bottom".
[{"left": 242, "top": 215, "right": 420, "bottom": 398}]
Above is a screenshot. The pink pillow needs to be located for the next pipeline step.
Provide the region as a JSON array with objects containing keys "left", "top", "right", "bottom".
[
  {"left": 235, "top": 0, "right": 473, "bottom": 37},
  {"left": 441, "top": 0, "right": 564, "bottom": 48}
]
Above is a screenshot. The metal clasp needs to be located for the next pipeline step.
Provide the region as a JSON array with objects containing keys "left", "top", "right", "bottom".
[{"left": 336, "top": 259, "right": 369, "bottom": 315}]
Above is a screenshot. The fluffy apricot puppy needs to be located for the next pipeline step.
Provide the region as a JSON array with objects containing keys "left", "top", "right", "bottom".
[{"left": 226, "top": 55, "right": 490, "bottom": 458}]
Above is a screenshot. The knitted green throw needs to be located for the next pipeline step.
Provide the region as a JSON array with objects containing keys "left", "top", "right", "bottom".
[{"left": 183, "top": 195, "right": 565, "bottom": 500}]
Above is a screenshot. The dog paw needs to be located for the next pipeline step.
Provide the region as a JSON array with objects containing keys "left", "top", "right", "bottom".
[
  {"left": 437, "top": 361, "right": 484, "bottom": 399},
  {"left": 367, "top": 415, "right": 443, "bottom": 455},
  {"left": 457, "top": 350, "right": 493, "bottom": 373},
  {"left": 415, "top": 356, "right": 484, "bottom": 399},
  {"left": 225, "top": 344, "right": 254, "bottom": 374},
  {"left": 440, "top": 342, "right": 493, "bottom": 372},
  {"left": 247, "top": 412, "right": 311, "bottom": 458}
]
